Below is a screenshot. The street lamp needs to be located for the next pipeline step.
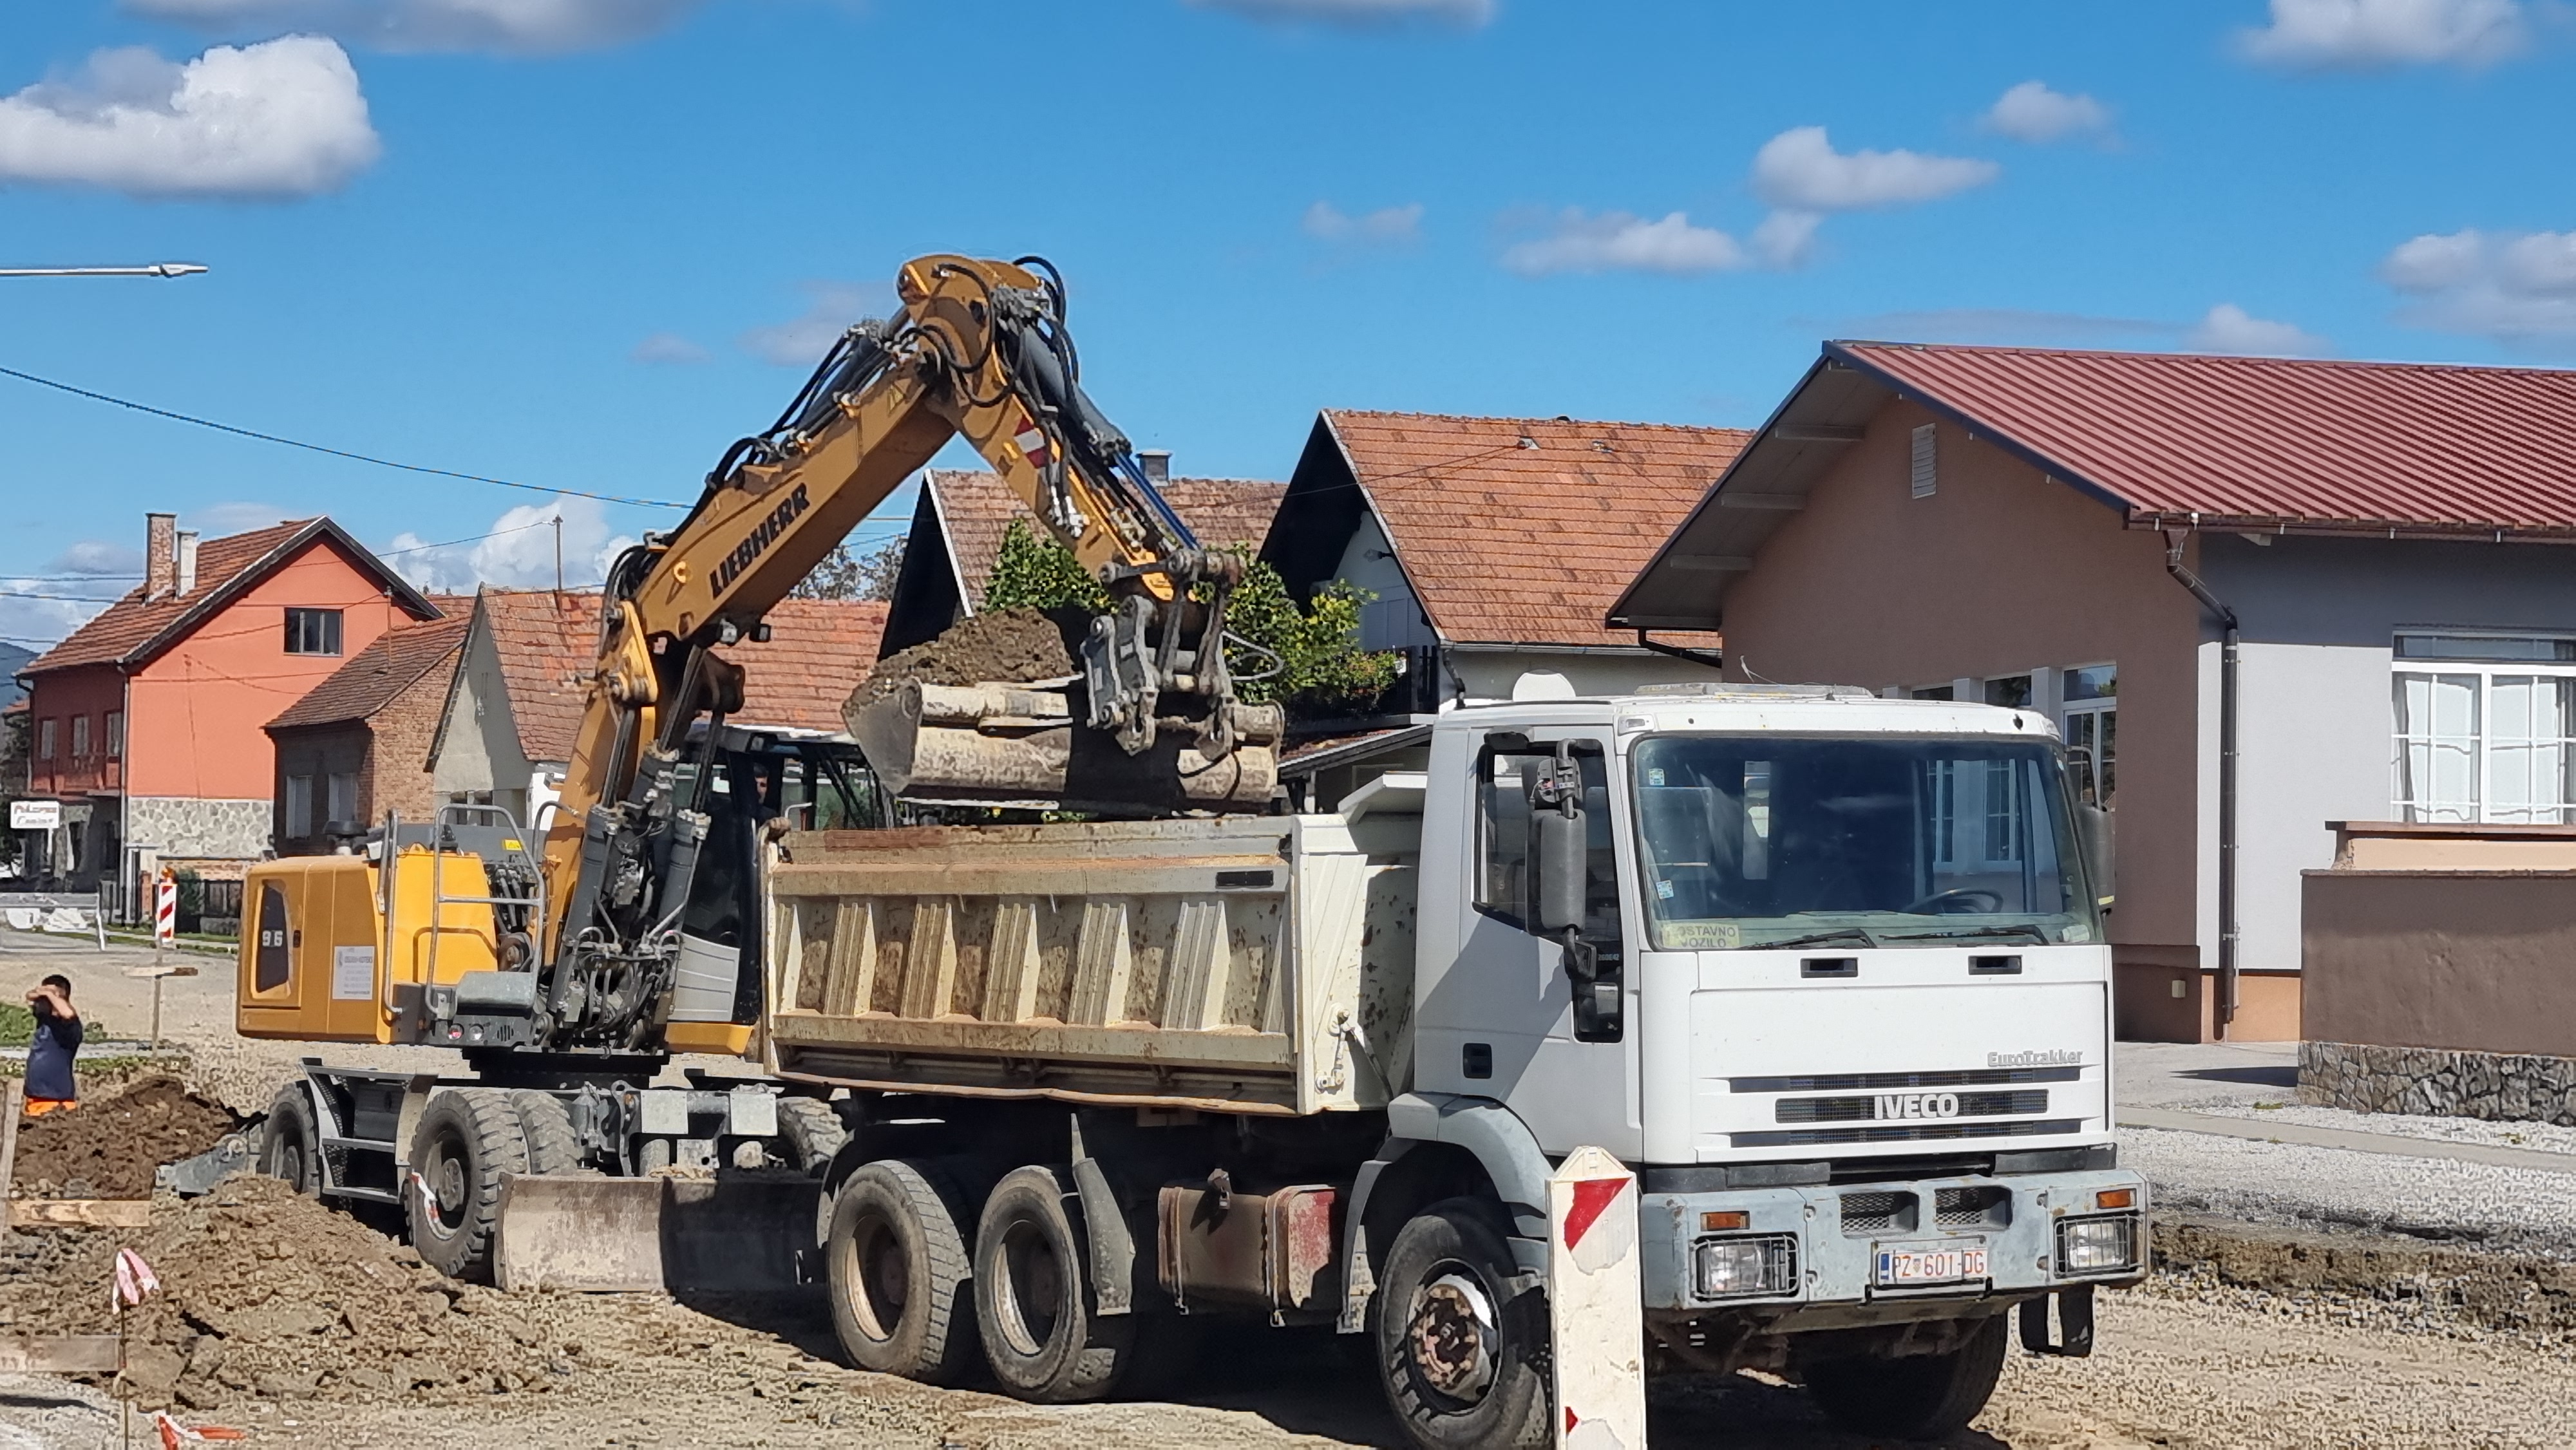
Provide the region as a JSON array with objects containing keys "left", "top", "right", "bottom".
[{"left": 0, "top": 264, "right": 207, "bottom": 278}]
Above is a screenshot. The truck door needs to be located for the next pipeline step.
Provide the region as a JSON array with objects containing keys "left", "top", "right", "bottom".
[{"left": 1418, "top": 728, "right": 1639, "bottom": 1158}]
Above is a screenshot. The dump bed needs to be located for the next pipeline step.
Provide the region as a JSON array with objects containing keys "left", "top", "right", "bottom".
[{"left": 761, "top": 805, "right": 1419, "bottom": 1115}]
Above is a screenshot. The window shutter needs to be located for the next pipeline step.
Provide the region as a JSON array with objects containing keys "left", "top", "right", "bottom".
[{"left": 1909, "top": 422, "right": 1938, "bottom": 498}]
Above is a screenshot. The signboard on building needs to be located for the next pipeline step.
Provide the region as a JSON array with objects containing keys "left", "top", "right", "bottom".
[{"left": 10, "top": 800, "right": 61, "bottom": 831}]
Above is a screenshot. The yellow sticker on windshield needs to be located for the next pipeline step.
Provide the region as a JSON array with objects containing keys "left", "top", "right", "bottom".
[{"left": 1663, "top": 921, "right": 1740, "bottom": 950}]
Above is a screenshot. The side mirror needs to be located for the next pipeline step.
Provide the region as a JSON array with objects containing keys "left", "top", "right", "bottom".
[
  {"left": 2075, "top": 802, "right": 2115, "bottom": 911},
  {"left": 1528, "top": 751, "right": 1620, "bottom": 1042},
  {"left": 1534, "top": 807, "right": 1586, "bottom": 933}
]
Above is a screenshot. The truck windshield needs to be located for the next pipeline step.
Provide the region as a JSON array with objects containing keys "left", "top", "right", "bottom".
[{"left": 1630, "top": 735, "right": 2099, "bottom": 950}]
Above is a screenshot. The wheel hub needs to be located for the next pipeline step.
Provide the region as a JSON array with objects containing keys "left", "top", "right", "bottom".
[{"left": 1406, "top": 1269, "right": 1497, "bottom": 1402}]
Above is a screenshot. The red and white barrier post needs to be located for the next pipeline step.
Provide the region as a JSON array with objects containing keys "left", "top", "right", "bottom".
[
  {"left": 1549, "top": 1145, "right": 1646, "bottom": 1449},
  {"left": 153, "top": 869, "right": 177, "bottom": 954}
]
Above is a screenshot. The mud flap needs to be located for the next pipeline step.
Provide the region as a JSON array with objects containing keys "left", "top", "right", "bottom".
[
  {"left": 493, "top": 1175, "right": 823, "bottom": 1294},
  {"left": 2018, "top": 1285, "right": 2096, "bottom": 1357}
]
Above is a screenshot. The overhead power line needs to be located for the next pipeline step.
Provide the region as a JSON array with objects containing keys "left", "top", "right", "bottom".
[{"left": 0, "top": 361, "right": 692, "bottom": 510}]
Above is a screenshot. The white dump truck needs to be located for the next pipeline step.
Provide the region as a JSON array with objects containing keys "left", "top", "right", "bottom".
[{"left": 723, "top": 681, "right": 2143, "bottom": 1445}]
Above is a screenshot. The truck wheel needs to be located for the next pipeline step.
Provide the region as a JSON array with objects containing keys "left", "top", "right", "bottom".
[
  {"left": 973, "top": 1165, "right": 1133, "bottom": 1402},
  {"left": 1805, "top": 1312, "right": 2009, "bottom": 1442},
  {"left": 778, "top": 1097, "right": 850, "bottom": 1176},
  {"left": 260, "top": 1084, "right": 321, "bottom": 1196},
  {"left": 509, "top": 1090, "right": 585, "bottom": 1175},
  {"left": 1371, "top": 1198, "right": 1551, "bottom": 1450},
  {"left": 406, "top": 1089, "right": 530, "bottom": 1283},
  {"left": 826, "top": 1160, "right": 976, "bottom": 1384}
]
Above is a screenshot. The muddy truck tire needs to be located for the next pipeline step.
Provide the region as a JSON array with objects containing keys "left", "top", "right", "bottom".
[
  {"left": 828, "top": 1159, "right": 978, "bottom": 1384},
  {"left": 974, "top": 1164, "right": 1134, "bottom": 1402},
  {"left": 407, "top": 1088, "right": 530, "bottom": 1282},
  {"left": 1371, "top": 1198, "right": 1551, "bottom": 1450},
  {"left": 1805, "top": 1311, "right": 2009, "bottom": 1442}
]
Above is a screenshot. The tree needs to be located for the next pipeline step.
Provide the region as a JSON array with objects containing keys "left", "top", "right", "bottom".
[
  {"left": 793, "top": 536, "right": 908, "bottom": 601},
  {"left": 978, "top": 520, "right": 1397, "bottom": 711}
]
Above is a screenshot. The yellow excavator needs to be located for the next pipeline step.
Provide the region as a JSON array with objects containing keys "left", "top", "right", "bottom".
[{"left": 208, "top": 256, "right": 1284, "bottom": 1277}]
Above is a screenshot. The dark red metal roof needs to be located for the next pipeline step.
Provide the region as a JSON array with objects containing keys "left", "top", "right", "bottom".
[{"left": 1835, "top": 341, "right": 2576, "bottom": 540}]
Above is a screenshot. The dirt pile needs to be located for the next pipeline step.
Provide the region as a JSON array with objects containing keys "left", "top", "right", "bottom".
[
  {"left": 846, "top": 605, "right": 1082, "bottom": 716},
  {"left": 10, "top": 1076, "right": 238, "bottom": 1197}
]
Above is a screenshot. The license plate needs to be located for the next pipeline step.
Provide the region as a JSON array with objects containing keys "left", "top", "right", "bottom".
[{"left": 1875, "top": 1243, "right": 1988, "bottom": 1286}]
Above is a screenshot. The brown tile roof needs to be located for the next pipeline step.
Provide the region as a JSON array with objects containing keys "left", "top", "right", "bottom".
[
  {"left": 925, "top": 469, "right": 1286, "bottom": 608},
  {"left": 266, "top": 614, "right": 471, "bottom": 733},
  {"left": 1325, "top": 411, "right": 1748, "bottom": 648},
  {"left": 1833, "top": 341, "right": 2576, "bottom": 538},
  {"left": 478, "top": 590, "right": 890, "bottom": 762},
  {"left": 24, "top": 519, "right": 442, "bottom": 675}
]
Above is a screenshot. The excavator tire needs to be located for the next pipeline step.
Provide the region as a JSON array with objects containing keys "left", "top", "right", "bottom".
[
  {"left": 826, "top": 1159, "right": 977, "bottom": 1384},
  {"left": 408, "top": 1088, "right": 530, "bottom": 1283},
  {"left": 509, "top": 1090, "right": 586, "bottom": 1176},
  {"left": 973, "top": 1164, "right": 1135, "bottom": 1402},
  {"left": 260, "top": 1083, "right": 321, "bottom": 1196},
  {"left": 777, "top": 1097, "right": 850, "bottom": 1176}
]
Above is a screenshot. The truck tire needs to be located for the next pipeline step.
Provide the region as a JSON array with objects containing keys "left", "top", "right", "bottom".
[
  {"left": 826, "top": 1160, "right": 976, "bottom": 1384},
  {"left": 508, "top": 1090, "right": 585, "bottom": 1176},
  {"left": 260, "top": 1084, "right": 321, "bottom": 1196},
  {"left": 406, "top": 1088, "right": 530, "bottom": 1283},
  {"left": 777, "top": 1097, "right": 850, "bottom": 1176},
  {"left": 972, "top": 1164, "right": 1134, "bottom": 1402},
  {"left": 1805, "top": 1312, "right": 2009, "bottom": 1442},
  {"left": 1370, "top": 1198, "right": 1551, "bottom": 1450}
]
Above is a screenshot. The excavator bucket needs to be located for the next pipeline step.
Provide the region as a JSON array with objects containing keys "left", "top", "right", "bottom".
[
  {"left": 492, "top": 1175, "right": 822, "bottom": 1294},
  {"left": 848, "top": 682, "right": 1282, "bottom": 814}
]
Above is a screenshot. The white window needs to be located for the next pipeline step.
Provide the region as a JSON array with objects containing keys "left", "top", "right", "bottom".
[
  {"left": 285, "top": 775, "right": 315, "bottom": 840},
  {"left": 36, "top": 719, "right": 55, "bottom": 760},
  {"left": 2392, "top": 635, "right": 2576, "bottom": 823},
  {"left": 1909, "top": 422, "right": 1938, "bottom": 498},
  {"left": 104, "top": 710, "right": 123, "bottom": 758},
  {"left": 2061, "top": 664, "right": 2116, "bottom": 809},
  {"left": 69, "top": 715, "right": 89, "bottom": 758},
  {"left": 326, "top": 771, "right": 358, "bottom": 829},
  {"left": 284, "top": 608, "right": 343, "bottom": 656}
]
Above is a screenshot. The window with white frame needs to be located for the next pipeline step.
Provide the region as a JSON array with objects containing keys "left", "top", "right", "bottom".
[
  {"left": 2061, "top": 664, "right": 2116, "bottom": 809},
  {"left": 2392, "top": 635, "right": 2576, "bottom": 823},
  {"left": 285, "top": 775, "right": 315, "bottom": 840}
]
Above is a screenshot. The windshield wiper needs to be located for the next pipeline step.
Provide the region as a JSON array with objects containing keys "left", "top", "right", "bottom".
[
  {"left": 1881, "top": 924, "right": 2054, "bottom": 945},
  {"left": 1751, "top": 927, "right": 1879, "bottom": 950}
]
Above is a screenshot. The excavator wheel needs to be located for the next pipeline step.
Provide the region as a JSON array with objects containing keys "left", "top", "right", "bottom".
[
  {"left": 777, "top": 1097, "right": 851, "bottom": 1176},
  {"left": 509, "top": 1090, "right": 587, "bottom": 1176},
  {"left": 260, "top": 1083, "right": 321, "bottom": 1196},
  {"left": 407, "top": 1088, "right": 531, "bottom": 1283}
]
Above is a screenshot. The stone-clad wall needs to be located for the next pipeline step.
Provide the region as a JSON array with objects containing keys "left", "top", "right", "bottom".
[{"left": 2300, "top": 1040, "right": 2576, "bottom": 1127}]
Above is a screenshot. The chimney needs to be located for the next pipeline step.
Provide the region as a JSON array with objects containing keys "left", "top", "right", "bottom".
[
  {"left": 145, "top": 512, "right": 177, "bottom": 600},
  {"left": 1137, "top": 449, "right": 1171, "bottom": 486},
  {"left": 175, "top": 529, "right": 200, "bottom": 596}
]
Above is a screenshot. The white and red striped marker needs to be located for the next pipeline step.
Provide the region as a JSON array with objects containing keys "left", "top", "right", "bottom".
[
  {"left": 1549, "top": 1145, "right": 1645, "bottom": 1449},
  {"left": 153, "top": 871, "right": 178, "bottom": 946},
  {"left": 1013, "top": 413, "right": 1055, "bottom": 470}
]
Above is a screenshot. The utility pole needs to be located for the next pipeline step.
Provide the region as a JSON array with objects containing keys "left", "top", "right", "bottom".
[{"left": 553, "top": 514, "right": 564, "bottom": 598}]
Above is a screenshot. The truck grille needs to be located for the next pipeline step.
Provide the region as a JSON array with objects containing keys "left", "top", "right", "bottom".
[
  {"left": 1935, "top": 1184, "right": 2011, "bottom": 1229},
  {"left": 1775, "top": 1090, "right": 2049, "bottom": 1124},
  {"left": 1731, "top": 1118, "right": 2085, "bottom": 1149},
  {"left": 1839, "top": 1190, "right": 1916, "bottom": 1234},
  {"left": 1731, "top": 1067, "right": 2079, "bottom": 1093}
]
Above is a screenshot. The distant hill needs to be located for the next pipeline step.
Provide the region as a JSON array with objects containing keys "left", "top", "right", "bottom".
[{"left": 0, "top": 643, "right": 35, "bottom": 707}]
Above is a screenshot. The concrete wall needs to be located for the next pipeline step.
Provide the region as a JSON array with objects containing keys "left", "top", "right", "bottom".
[
  {"left": 126, "top": 795, "right": 272, "bottom": 861},
  {"left": 2303, "top": 869, "right": 2576, "bottom": 1058},
  {"left": 1705, "top": 400, "right": 2204, "bottom": 988}
]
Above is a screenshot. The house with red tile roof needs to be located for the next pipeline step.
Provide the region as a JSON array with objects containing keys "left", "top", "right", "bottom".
[
  {"left": 264, "top": 612, "right": 472, "bottom": 853},
  {"left": 13, "top": 512, "right": 439, "bottom": 899},
  {"left": 424, "top": 588, "right": 888, "bottom": 830},
  {"left": 1615, "top": 341, "right": 2576, "bottom": 1044},
  {"left": 879, "top": 461, "right": 1287, "bottom": 656},
  {"left": 1259, "top": 410, "right": 1745, "bottom": 714}
]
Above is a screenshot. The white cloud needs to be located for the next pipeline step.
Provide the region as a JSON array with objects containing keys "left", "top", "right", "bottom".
[
  {"left": 2187, "top": 303, "right": 2329, "bottom": 355},
  {"left": 1500, "top": 210, "right": 1753, "bottom": 277},
  {"left": 631, "top": 331, "right": 709, "bottom": 364},
  {"left": 384, "top": 496, "right": 635, "bottom": 593},
  {"left": 43, "top": 541, "right": 147, "bottom": 578},
  {"left": 1303, "top": 200, "right": 1425, "bottom": 246},
  {"left": 1982, "top": 81, "right": 2113, "bottom": 144},
  {"left": 2380, "top": 227, "right": 2576, "bottom": 339},
  {"left": 739, "top": 281, "right": 883, "bottom": 368},
  {"left": 122, "top": 0, "right": 704, "bottom": 55},
  {"left": 1750, "top": 126, "right": 2000, "bottom": 212},
  {"left": 1184, "top": 0, "right": 1493, "bottom": 28},
  {"left": 0, "top": 37, "right": 378, "bottom": 200},
  {"left": 2236, "top": 0, "right": 2526, "bottom": 69}
]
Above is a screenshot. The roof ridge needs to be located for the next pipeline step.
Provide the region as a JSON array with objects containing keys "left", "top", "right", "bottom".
[
  {"left": 1836, "top": 339, "right": 2576, "bottom": 379},
  {"left": 1327, "top": 407, "right": 1756, "bottom": 435}
]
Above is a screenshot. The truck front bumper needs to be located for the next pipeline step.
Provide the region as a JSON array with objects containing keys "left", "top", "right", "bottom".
[{"left": 1635, "top": 1168, "right": 2147, "bottom": 1323}]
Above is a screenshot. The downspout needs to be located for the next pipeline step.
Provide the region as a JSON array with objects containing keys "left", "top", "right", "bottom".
[{"left": 2162, "top": 528, "right": 2240, "bottom": 1035}]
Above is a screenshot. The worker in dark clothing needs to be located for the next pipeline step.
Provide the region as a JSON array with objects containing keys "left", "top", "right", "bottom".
[{"left": 24, "top": 974, "right": 82, "bottom": 1115}]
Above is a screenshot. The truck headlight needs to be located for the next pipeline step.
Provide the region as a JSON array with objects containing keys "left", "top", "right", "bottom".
[
  {"left": 2056, "top": 1214, "right": 2139, "bottom": 1274},
  {"left": 1694, "top": 1234, "right": 1798, "bottom": 1299}
]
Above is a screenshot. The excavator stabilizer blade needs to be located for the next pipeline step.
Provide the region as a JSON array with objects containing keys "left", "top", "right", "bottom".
[
  {"left": 494, "top": 1175, "right": 822, "bottom": 1294},
  {"left": 848, "top": 681, "right": 1281, "bottom": 814}
]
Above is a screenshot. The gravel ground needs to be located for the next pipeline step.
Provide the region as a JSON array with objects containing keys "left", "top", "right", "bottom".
[
  {"left": 2123, "top": 1124, "right": 2576, "bottom": 1257},
  {"left": 2177, "top": 1095, "right": 2576, "bottom": 1156}
]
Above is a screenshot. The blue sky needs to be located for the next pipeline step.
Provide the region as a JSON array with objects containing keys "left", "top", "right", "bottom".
[{"left": 1, "top": 0, "right": 2569, "bottom": 646}]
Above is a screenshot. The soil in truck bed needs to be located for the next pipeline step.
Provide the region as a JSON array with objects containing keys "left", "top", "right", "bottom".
[{"left": 845, "top": 606, "right": 1084, "bottom": 712}]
